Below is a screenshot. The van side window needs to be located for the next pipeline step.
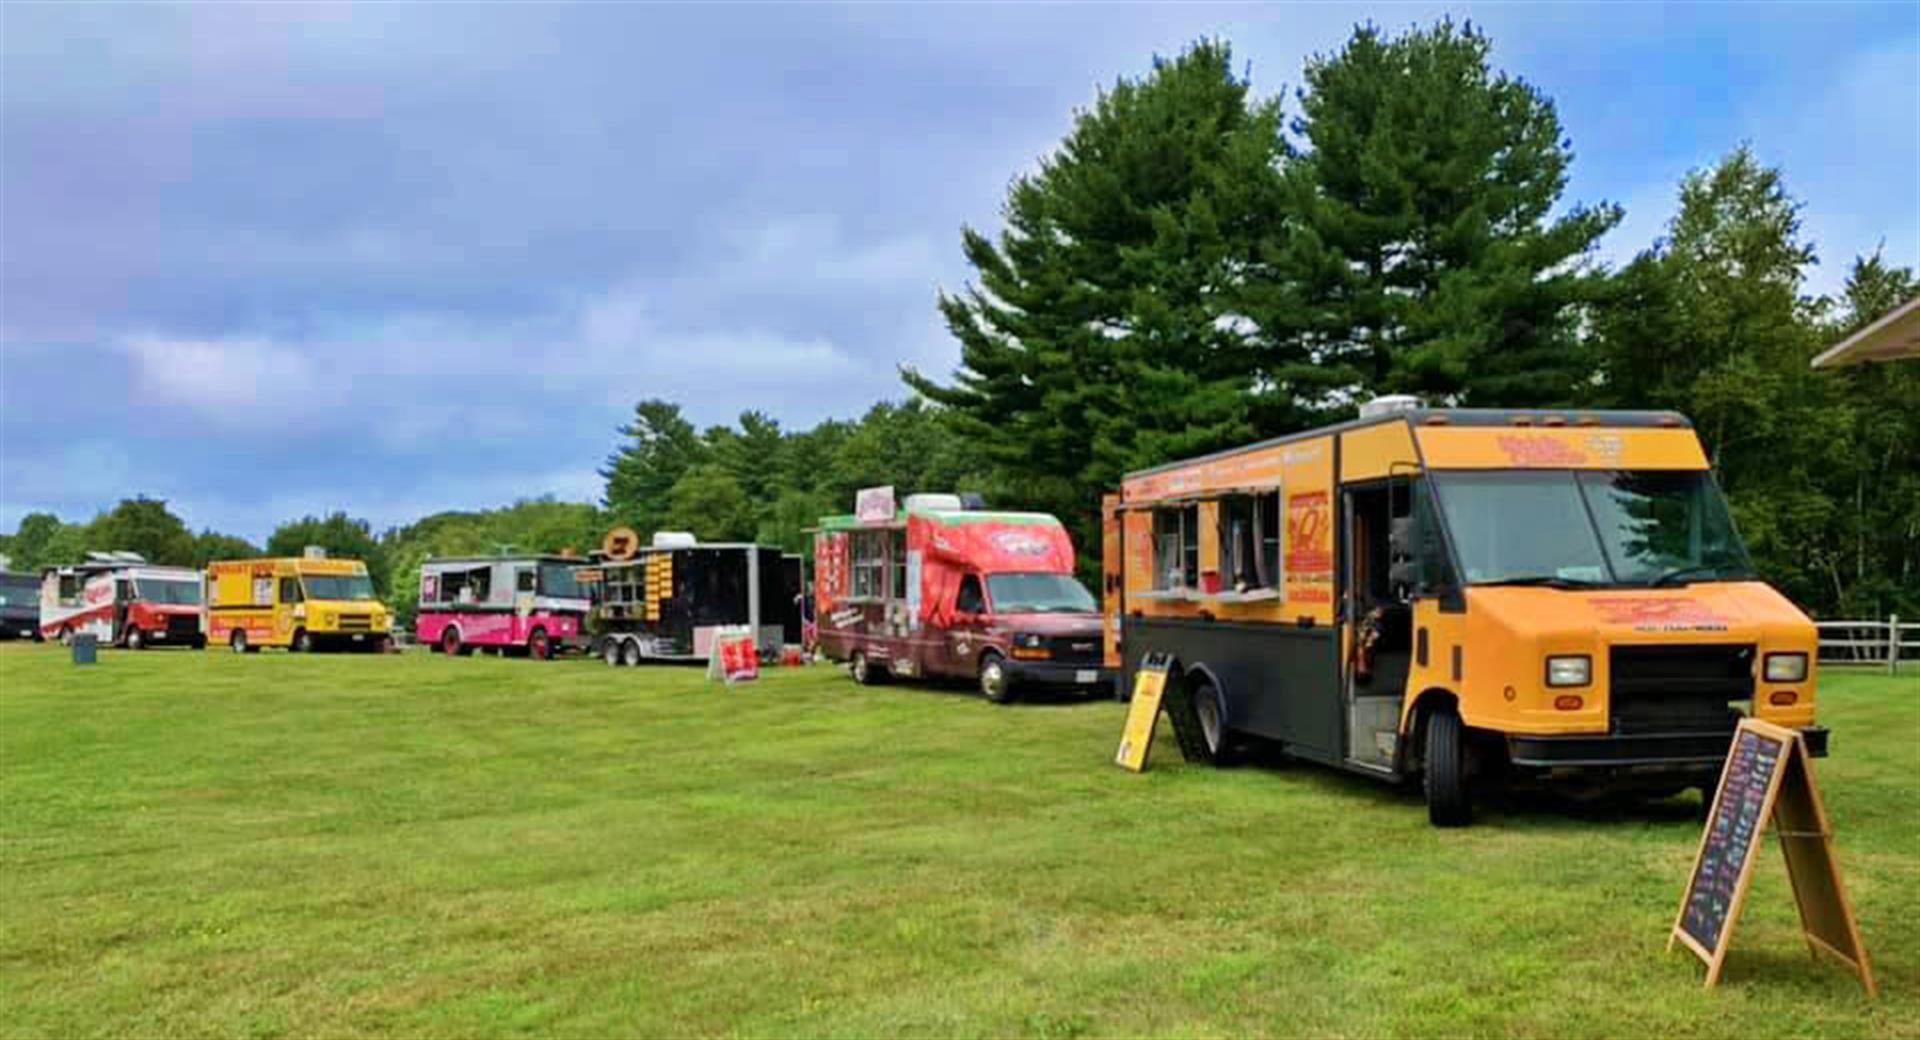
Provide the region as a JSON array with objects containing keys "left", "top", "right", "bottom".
[
  {"left": 516, "top": 569, "right": 536, "bottom": 593},
  {"left": 279, "top": 577, "right": 303, "bottom": 604},
  {"left": 1152, "top": 504, "right": 1200, "bottom": 590},
  {"left": 1217, "top": 492, "right": 1282, "bottom": 591},
  {"left": 956, "top": 574, "right": 986, "bottom": 615}
]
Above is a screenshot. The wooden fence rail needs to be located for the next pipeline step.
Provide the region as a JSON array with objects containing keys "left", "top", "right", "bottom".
[{"left": 1815, "top": 615, "right": 1916, "bottom": 673}]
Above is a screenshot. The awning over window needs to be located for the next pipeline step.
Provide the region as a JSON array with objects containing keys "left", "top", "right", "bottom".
[{"left": 1812, "top": 295, "right": 1920, "bottom": 368}]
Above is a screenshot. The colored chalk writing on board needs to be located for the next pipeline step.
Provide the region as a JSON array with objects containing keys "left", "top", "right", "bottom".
[{"left": 1680, "top": 728, "right": 1785, "bottom": 953}]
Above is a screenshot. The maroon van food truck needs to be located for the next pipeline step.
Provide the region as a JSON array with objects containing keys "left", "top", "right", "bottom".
[{"left": 813, "top": 488, "right": 1115, "bottom": 703}]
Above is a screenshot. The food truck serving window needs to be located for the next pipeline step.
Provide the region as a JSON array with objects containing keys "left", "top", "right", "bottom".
[
  {"left": 1152, "top": 505, "right": 1200, "bottom": 590},
  {"left": 1217, "top": 492, "right": 1281, "bottom": 592},
  {"left": 850, "top": 531, "right": 888, "bottom": 599}
]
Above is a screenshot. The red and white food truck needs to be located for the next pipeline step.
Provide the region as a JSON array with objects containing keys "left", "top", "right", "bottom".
[
  {"left": 40, "top": 552, "right": 205, "bottom": 649},
  {"left": 813, "top": 488, "right": 1115, "bottom": 703}
]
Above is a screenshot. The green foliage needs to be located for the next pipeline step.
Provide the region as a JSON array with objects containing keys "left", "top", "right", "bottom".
[
  {"left": 601, "top": 400, "right": 708, "bottom": 536},
  {"left": 597, "top": 398, "right": 990, "bottom": 557},
  {"left": 1256, "top": 19, "right": 1620, "bottom": 413},
  {"left": 267, "top": 513, "right": 391, "bottom": 597},
  {"left": 1595, "top": 146, "right": 1918, "bottom": 616},
  {"left": 191, "top": 530, "right": 261, "bottom": 568},
  {"left": 3, "top": 513, "right": 86, "bottom": 572},
  {"left": 84, "top": 497, "right": 196, "bottom": 566},
  {"left": 905, "top": 40, "right": 1284, "bottom": 550}
]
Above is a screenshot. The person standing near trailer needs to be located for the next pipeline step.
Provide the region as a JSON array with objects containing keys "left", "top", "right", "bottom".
[
  {"left": 814, "top": 488, "right": 1114, "bottom": 703},
  {"left": 1107, "top": 399, "right": 1825, "bottom": 825},
  {"left": 415, "top": 555, "right": 589, "bottom": 659}
]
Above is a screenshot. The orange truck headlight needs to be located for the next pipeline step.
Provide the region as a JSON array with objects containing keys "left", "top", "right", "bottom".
[
  {"left": 1545, "top": 655, "right": 1591, "bottom": 687},
  {"left": 1763, "top": 652, "right": 1808, "bottom": 683}
]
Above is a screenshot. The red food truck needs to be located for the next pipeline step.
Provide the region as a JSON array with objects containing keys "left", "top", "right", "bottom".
[{"left": 813, "top": 488, "right": 1114, "bottom": 703}]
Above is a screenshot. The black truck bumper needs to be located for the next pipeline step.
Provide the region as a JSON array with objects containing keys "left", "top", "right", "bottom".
[
  {"left": 1510, "top": 724, "right": 1829, "bottom": 769},
  {"left": 1005, "top": 660, "right": 1117, "bottom": 694}
]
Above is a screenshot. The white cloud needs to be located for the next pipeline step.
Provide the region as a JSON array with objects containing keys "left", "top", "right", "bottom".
[{"left": 117, "top": 334, "right": 329, "bottom": 424}]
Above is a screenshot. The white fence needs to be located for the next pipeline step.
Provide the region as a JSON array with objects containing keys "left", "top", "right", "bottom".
[{"left": 1816, "top": 615, "right": 1917, "bottom": 673}]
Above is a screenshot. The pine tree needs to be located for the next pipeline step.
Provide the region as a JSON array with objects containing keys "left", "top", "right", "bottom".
[
  {"left": 1256, "top": 20, "right": 1619, "bottom": 412},
  {"left": 904, "top": 40, "right": 1286, "bottom": 542}
]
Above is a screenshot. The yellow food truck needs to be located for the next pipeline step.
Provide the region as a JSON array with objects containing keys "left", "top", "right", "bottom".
[
  {"left": 205, "top": 554, "right": 391, "bottom": 653},
  {"left": 1105, "top": 399, "right": 1824, "bottom": 825}
]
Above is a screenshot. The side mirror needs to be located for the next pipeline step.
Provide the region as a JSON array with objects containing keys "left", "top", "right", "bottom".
[{"left": 1388, "top": 516, "right": 1419, "bottom": 591}]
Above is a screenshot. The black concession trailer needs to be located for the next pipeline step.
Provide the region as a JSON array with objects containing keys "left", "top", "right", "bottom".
[{"left": 581, "top": 533, "right": 802, "bottom": 666}]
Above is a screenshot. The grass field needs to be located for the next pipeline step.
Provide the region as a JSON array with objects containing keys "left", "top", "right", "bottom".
[{"left": 1, "top": 646, "right": 1914, "bottom": 1038}]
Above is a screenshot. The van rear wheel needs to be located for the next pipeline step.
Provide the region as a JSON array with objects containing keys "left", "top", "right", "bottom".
[
  {"left": 850, "top": 651, "right": 885, "bottom": 685},
  {"left": 528, "top": 628, "right": 551, "bottom": 661},
  {"left": 126, "top": 628, "right": 146, "bottom": 651},
  {"left": 441, "top": 628, "right": 463, "bottom": 657},
  {"left": 1424, "top": 708, "right": 1472, "bottom": 827},
  {"left": 292, "top": 628, "right": 313, "bottom": 653},
  {"left": 230, "top": 629, "right": 249, "bottom": 654}
]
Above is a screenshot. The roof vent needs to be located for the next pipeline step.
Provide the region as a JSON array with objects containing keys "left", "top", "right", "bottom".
[
  {"left": 303, "top": 545, "right": 327, "bottom": 559},
  {"left": 87, "top": 551, "right": 148, "bottom": 564},
  {"left": 903, "top": 493, "right": 964, "bottom": 513},
  {"left": 1358, "top": 394, "right": 1422, "bottom": 419},
  {"left": 651, "top": 531, "right": 698, "bottom": 549}
]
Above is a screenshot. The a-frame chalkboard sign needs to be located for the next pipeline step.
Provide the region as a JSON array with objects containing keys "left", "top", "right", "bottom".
[{"left": 1669, "top": 717, "right": 1876, "bottom": 996}]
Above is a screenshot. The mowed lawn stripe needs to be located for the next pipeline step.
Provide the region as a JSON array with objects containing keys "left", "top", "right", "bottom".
[{"left": 1, "top": 647, "right": 1913, "bottom": 1038}]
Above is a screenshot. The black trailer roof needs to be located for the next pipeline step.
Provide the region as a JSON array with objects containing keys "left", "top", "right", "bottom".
[{"left": 1123, "top": 407, "right": 1692, "bottom": 480}]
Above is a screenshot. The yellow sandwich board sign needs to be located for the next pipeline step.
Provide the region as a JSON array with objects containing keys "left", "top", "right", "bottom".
[
  {"left": 1670, "top": 717, "right": 1875, "bottom": 995},
  {"left": 1115, "top": 653, "right": 1175, "bottom": 772}
]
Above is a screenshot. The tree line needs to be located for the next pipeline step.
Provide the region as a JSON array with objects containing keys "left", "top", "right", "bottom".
[{"left": 4, "top": 21, "right": 1914, "bottom": 619}]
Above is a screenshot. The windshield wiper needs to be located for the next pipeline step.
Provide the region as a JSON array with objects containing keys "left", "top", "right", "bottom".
[
  {"left": 1650, "top": 564, "right": 1747, "bottom": 588},
  {"left": 1480, "top": 575, "right": 1603, "bottom": 589}
]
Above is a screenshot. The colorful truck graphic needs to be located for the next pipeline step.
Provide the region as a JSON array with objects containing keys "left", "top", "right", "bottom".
[
  {"left": 814, "top": 489, "right": 1114, "bottom": 703},
  {"left": 416, "top": 555, "right": 588, "bottom": 659},
  {"left": 38, "top": 552, "right": 204, "bottom": 649}
]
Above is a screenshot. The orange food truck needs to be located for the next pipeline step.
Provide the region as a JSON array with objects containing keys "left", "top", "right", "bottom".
[
  {"left": 1106, "top": 399, "right": 1825, "bottom": 825},
  {"left": 815, "top": 488, "right": 1114, "bottom": 702},
  {"left": 205, "top": 552, "right": 391, "bottom": 653}
]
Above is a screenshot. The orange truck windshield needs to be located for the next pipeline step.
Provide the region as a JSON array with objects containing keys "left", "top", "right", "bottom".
[{"left": 1431, "top": 469, "right": 1754, "bottom": 587}]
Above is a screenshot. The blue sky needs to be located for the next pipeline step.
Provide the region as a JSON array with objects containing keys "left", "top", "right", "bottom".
[{"left": 2, "top": 2, "right": 1914, "bottom": 542}]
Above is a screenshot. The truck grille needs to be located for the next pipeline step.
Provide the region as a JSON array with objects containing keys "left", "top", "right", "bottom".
[
  {"left": 1046, "top": 635, "right": 1103, "bottom": 665},
  {"left": 166, "top": 614, "right": 199, "bottom": 637},
  {"left": 337, "top": 613, "right": 375, "bottom": 632},
  {"left": 1609, "top": 644, "right": 1754, "bottom": 734}
]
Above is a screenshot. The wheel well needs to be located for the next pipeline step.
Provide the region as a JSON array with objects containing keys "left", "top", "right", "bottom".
[
  {"left": 1403, "top": 688, "right": 1459, "bottom": 772},
  {"left": 1182, "top": 663, "right": 1228, "bottom": 722}
]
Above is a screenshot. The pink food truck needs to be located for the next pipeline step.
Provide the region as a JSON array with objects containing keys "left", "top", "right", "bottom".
[{"left": 416, "top": 555, "right": 588, "bottom": 659}]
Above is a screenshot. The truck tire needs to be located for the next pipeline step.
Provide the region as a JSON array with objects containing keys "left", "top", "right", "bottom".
[
  {"left": 292, "top": 628, "right": 314, "bottom": 653},
  {"left": 126, "top": 628, "right": 146, "bottom": 651},
  {"left": 850, "top": 651, "right": 886, "bottom": 685},
  {"left": 440, "top": 627, "right": 464, "bottom": 657},
  {"left": 1425, "top": 707, "right": 1472, "bottom": 827},
  {"left": 527, "top": 628, "right": 551, "bottom": 661},
  {"left": 59, "top": 627, "right": 74, "bottom": 647},
  {"left": 230, "top": 629, "right": 249, "bottom": 654},
  {"left": 1179, "top": 676, "right": 1239, "bottom": 767},
  {"left": 978, "top": 651, "right": 1015, "bottom": 704},
  {"left": 191, "top": 634, "right": 207, "bottom": 650},
  {"left": 619, "top": 638, "right": 641, "bottom": 667},
  {"left": 603, "top": 637, "right": 622, "bottom": 667}
]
